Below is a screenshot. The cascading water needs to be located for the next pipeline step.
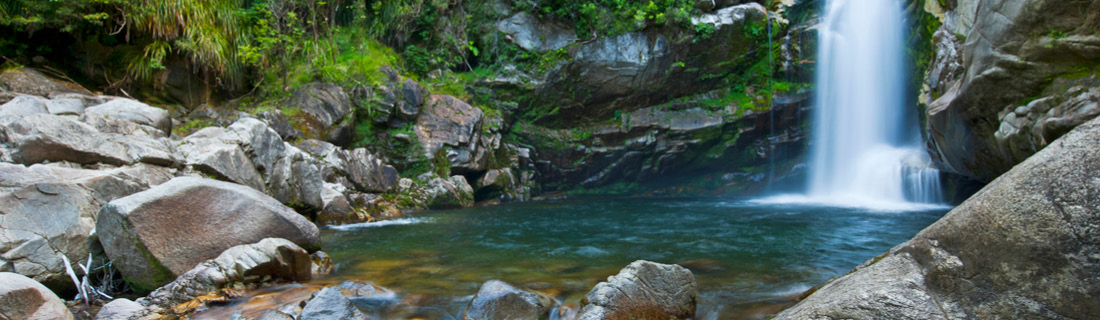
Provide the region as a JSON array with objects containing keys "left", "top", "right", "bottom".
[{"left": 804, "top": 0, "right": 945, "bottom": 208}]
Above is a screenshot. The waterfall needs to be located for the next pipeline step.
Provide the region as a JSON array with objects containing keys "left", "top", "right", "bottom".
[{"left": 803, "top": 0, "right": 945, "bottom": 208}]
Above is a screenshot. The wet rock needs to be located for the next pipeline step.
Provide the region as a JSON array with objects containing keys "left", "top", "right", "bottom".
[
  {"left": 96, "top": 177, "right": 320, "bottom": 291},
  {"left": 335, "top": 281, "right": 399, "bottom": 312},
  {"left": 775, "top": 116, "right": 1100, "bottom": 319},
  {"left": 0, "top": 163, "right": 173, "bottom": 290},
  {"left": 84, "top": 98, "right": 172, "bottom": 136},
  {"left": 311, "top": 251, "right": 334, "bottom": 278},
  {"left": 299, "top": 286, "right": 366, "bottom": 320},
  {"left": 495, "top": 12, "right": 578, "bottom": 53},
  {"left": 1, "top": 114, "right": 175, "bottom": 166},
  {"left": 463, "top": 280, "right": 553, "bottom": 320},
  {"left": 0, "top": 272, "right": 75, "bottom": 320},
  {"left": 0, "top": 68, "right": 92, "bottom": 98},
  {"left": 316, "top": 183, "right": 355, "bottom": 225},
  {"left": 576, "top": 260, "right": 698, "bottom": 320},
  {"left": 140, "top": 238, "right": 314, "bottom": 310}
]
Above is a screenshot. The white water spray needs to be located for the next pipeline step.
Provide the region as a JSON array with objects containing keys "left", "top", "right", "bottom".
[{"left": 760, "top": 0, "right": 945, "bottom": 210}]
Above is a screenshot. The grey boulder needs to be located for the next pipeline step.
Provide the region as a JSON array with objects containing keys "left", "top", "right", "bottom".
[
  {"left": 463, "top": 280, "right": 553, "bottom": 320},
  {"left": 84, "top": 98, "right": 172, "bottom": 135},
  {"left": 1, "top": 114, "right": 175, "bottom": 166},
  {"left": 96, "top": 177, "right": 320, "bottom": 291},
  {"left": 576, "top": 260, "right": 698, "bottom": 320}
]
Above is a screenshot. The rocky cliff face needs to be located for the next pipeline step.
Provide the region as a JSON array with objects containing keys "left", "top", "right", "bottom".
[{"left": 922, "top": 0, "right": 1100, "bottom": 183}]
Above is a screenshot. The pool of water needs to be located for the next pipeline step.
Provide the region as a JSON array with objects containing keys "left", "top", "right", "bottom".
[{"left": 316, "top": 196, "right": 949, "bottom": 319}]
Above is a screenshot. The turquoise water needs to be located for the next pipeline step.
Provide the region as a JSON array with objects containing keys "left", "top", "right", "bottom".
[{"left": 319, "top": 196, "right": 949, "bottom": 319}]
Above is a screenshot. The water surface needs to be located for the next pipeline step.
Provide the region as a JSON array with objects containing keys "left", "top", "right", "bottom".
[{"left": 321, "top": 196, "right": 948, "bottom": 319}]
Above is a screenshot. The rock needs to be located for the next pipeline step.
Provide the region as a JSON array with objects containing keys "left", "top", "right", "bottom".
[
  {"left": 311, "top": 251, "right": 334, "bottom": 278},
  {"left": 334, "top": 281, "right": 399, "bottom": 311},
  {"left": 266, "top": 146, "right": 324, "bottom": 209},
  {"left": 398, "top": 79, "right": 424, "bottom": 121},
  {"left": 0, "top": 95, "right": 48, "bottom": 117},
  {"left": 255, "top": 310, "right": 296, "bottom": 320},
  {"left": 495, "top": 12, "right": 578, "bottom": 53},
  {"left": 46, "top": 98, "right": 85, "bottom": 115},
  {"left": 463, "top": 280, "right": 553, "bottom": 320},
  {"left": 415, "top": 95, "right": 488, "bottom": 173},
  {"left": 0, "top": 68, "right": 92, "bottom": 97},
  {"left": 96, "top": 177, "right": 320, "bottom": 291},
  {"left": 576, "top": 260, "right": 698, "bottom": 320},
  {"left": 346, "top": 148, "right": 399, "bottom": 193},
  {"left": 95, "top": 298, "right": 153, "bottom": 320},
  {"left": 925, "top": 0, "right": 1100, "bottom": 182},
  {"left": 140, "top": 238, "right": 314, "bottom": 310},
  {"left": 0, "top": 272, "right": 75, "bottom": 320},
  {"left": 178, "top": 127, "right": 267, "bottom": 192},
  {"left": 1, "top": 114, "right": 176, "bottom": 166},
  {"left": 0, "top": 163, "right": 173, "bottom": 290},
  {"left": 316, "top": 184, "right": 356, "bottom": 225},
  {"left": 284, "top": 83, "right": 355, "bottom": 146},
  {"left": 534, "top": 3, "right": 765, "bottom": 125},
  {"left": 226, "top": 117, "right": 287, "bottom": 173},
  {"left": 299, "top": 286, "right": 366, "bottom": 320},
  {"left": 775, "top": 116, "right": 1100, "bottom": 319},
  {"left": 424, "top": 175, "right": 474, "bottom": 209},
  {"left": 84, "top": 98, "right": 172, "bottom": 136},
  {"left": 298, "top": 139, "right": 400, "bottom": 194}
]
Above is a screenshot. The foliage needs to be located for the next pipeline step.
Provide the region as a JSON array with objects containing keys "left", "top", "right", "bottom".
[{"left": 511, "top": 0, "right": 697, "bottom": 38}]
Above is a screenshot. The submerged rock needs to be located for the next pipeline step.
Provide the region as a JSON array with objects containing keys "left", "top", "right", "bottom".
[
  {"left": 576, "top": 260, "right": 698, "bottom": 320},
  {"left": 96, "top": 177, "right": 320, "bottom": 291},
  {"left": 0, "top": 272, "right": 75, "bottom": 320},
  {"left": 775, "top": 116, "right": 1100, "bottom": 319}
]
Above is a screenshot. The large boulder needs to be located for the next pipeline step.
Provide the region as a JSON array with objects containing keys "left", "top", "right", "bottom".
[
  {"left": 0, "top": 272, "right": 75, "bottom": 320},
  {"left": 84, "top": 98, "right": 172, "bottom": 136},
  {"left": 0, "top": 114, "right": 176, "bottom": 166},
  {"left": 463, "top": 280, "right": 553, "bottom": 320},
  {"left": 775, "top": 116, "right": 1100, "bottom": 319},
  {"left": 415, "top": 95, "right": 489, "bottom": 174},
  {"left": 576, "top": 260, "right": 698, "bottom": 320},
  {"left": 139, "top": 238, "right": 314, "bottom": 310},
  {"left": 96, "top": 177, "right": 320, "bottom": 291},
  {"left": 0, "top": 163, "right": 173, "bottom": 290},
  {"left": 925, "top": 0, "right": 1100, "bottom": 182}
]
